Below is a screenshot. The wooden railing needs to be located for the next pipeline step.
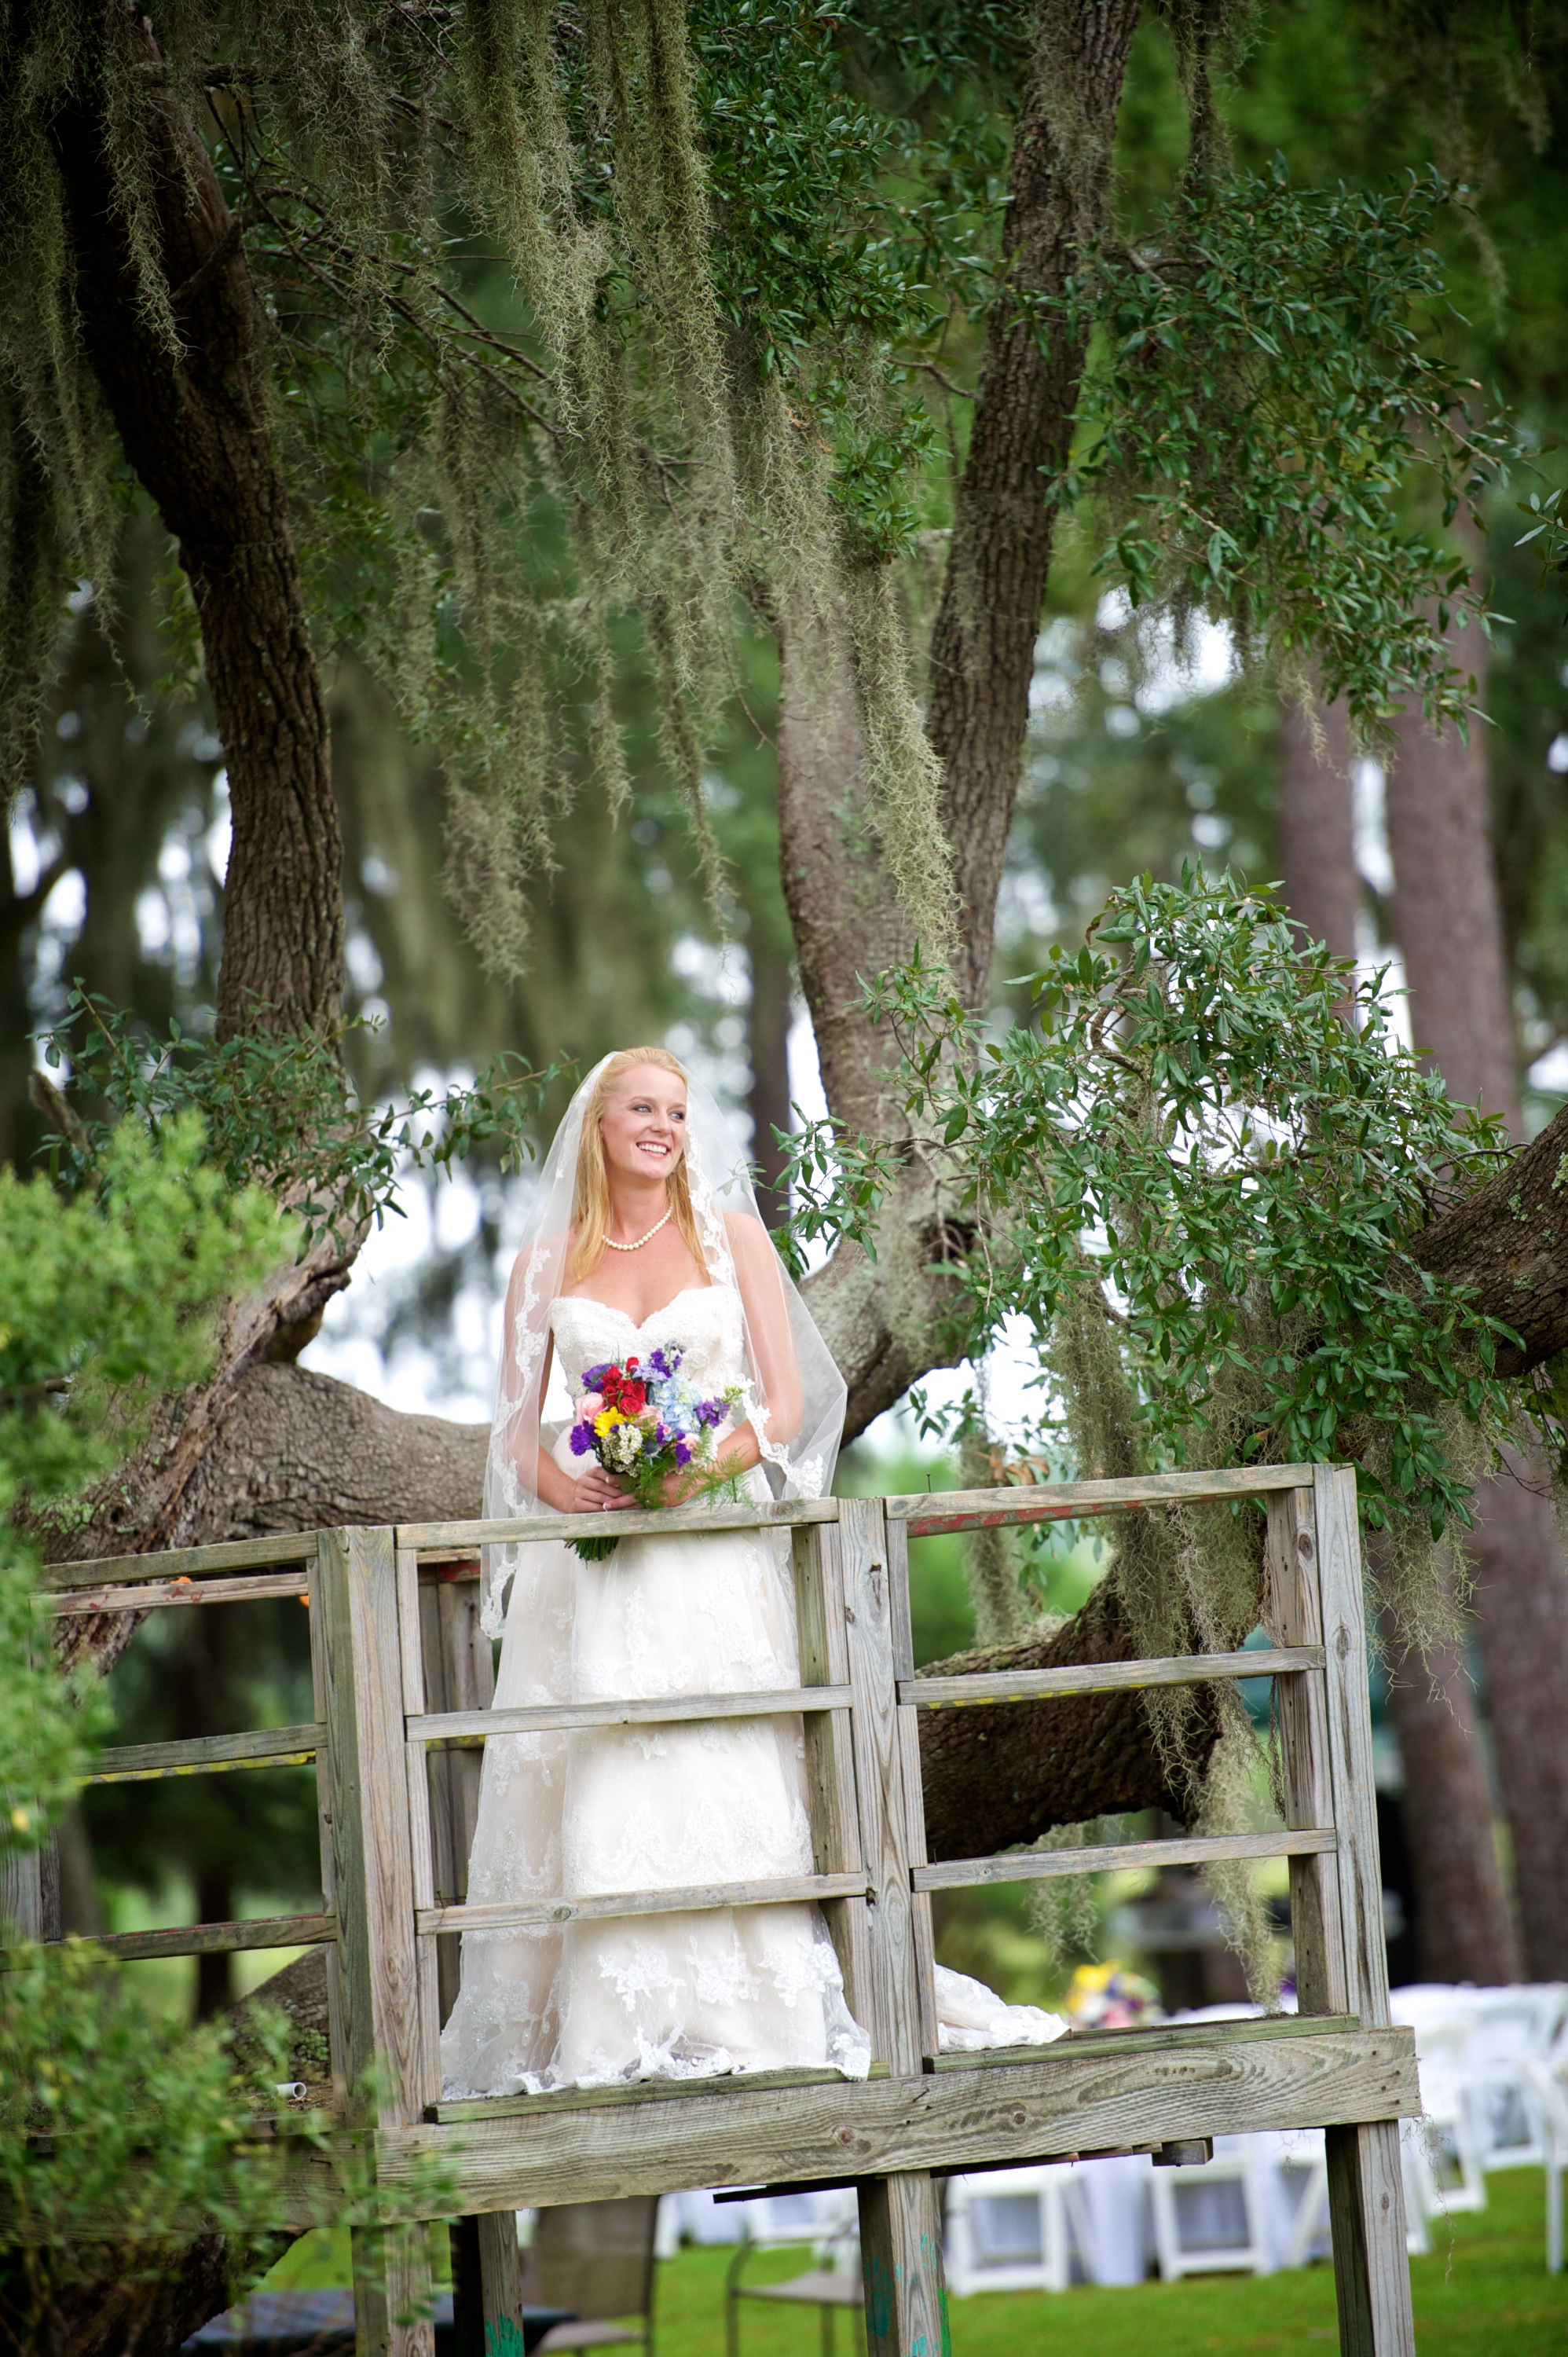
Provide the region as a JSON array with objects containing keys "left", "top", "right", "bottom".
[{"left": 15, "top": 1464, "right": 1420, "bottom": 2357}]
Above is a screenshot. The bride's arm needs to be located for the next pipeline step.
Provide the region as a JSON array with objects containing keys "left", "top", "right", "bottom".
[{"left": 496, "top": 1254, "right": 619, "bottom": 1516}]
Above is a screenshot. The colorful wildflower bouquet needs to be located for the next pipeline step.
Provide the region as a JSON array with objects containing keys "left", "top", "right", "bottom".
[{"left": 567, "top": 1344, "right": 744, "bottom": 1561}]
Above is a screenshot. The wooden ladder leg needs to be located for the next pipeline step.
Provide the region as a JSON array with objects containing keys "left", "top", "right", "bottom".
[
  {"left": 319, "top": 1526, "right": 434, "bottom": 2357},
  {"left": 1325, "top": 2124, "right": 1415, "bottom": 2357},
  {"left": 352, "top": 2222, "right": 436, "bottom": 2357},
  {"left": 858, "top": 2174, "right": 948, "bottom": 2357},
  {"left": 1311, "top": 1469, "right": 1416, "bottom": 2357}
]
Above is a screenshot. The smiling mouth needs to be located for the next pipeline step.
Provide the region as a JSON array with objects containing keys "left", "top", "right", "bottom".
[{"left": 636, "top": 1140, "right": 671, "bottom": 1157}]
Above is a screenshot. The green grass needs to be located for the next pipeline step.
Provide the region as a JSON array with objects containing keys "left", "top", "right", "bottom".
[
  {"left": 654, "top": 2169, "right": 1566, "bottom": 2357},
  {"left": 255, "top": 2170, "right": 1567, "bottom": 2353}
]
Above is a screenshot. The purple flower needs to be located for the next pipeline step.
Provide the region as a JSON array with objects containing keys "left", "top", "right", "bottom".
[
  {"left": 582, "top": 1361, "right": 616, "bottom": 1390},
  {"left": 649, "top": 1346, "right": 679, "bottom": 1378},
  {"left": 674, "top": 1438, "right": 694, "bottom": 1468},
  {"left": 568, "top": 1422, "right": 595, "bottom": 1457},
  {"left": 696, "top": 1399, "right": 724, "bottom": 1428}
]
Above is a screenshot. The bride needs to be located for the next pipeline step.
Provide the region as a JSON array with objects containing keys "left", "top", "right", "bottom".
[{"left": 440, "top": 1047, "right": 1061, "bottom": 2098}]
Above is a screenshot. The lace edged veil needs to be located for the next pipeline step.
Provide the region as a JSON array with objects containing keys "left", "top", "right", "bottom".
[{"left": 479, "top": 1056, "right": 848, "bottom": 1635}]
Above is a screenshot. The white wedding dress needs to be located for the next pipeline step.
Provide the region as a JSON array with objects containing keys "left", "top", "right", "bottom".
[{"left": 440, "top": 1281, "right": 873, "bottom": 2095}]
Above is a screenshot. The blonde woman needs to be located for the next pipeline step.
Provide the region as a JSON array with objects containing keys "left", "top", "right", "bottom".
[{"left": 439, "top": 1050, "right": 866, "bottom": 2095}]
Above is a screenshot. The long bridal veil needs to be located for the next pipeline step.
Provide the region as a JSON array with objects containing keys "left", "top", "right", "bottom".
[{"left": 478, "top": 1055, "right": 848, "bottom": 1635}]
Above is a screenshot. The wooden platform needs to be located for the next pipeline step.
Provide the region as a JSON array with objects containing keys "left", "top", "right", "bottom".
[{"left": 25, "top": 1462, "right": 1420, "bottom": 2357}]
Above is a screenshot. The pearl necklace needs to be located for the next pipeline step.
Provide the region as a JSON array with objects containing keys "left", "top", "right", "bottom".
[{"left": 603, "top": 1204, "right": 674, "bottom": 1253}]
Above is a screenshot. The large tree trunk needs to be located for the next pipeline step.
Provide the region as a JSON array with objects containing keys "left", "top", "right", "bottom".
[
  {"left": 1384, "top": 687, "right": 1568, "bottom": 1980},
  {"left": 1276, "top": 694, "right": 1521, "bottom": 1981},
  {"left": 49, "top": 20, "right": 342, "bottom": 1043},
  {"left": 1379, "top": 1602, "right": 1522, "bottom": 1982},
  {"left": 779, "top": 591, "right": 968, "bottom": 1435},
  {"left": 787, "top": 0, "right": 1143, "bottom": 1413},
  {"left": 927, "top": 0, "right": 1143, "bottom": 1013}
]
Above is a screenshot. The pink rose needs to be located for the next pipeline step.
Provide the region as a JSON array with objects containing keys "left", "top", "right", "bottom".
[{"left": 577, "top": 1391, "right": 603, "bottom": 1419}]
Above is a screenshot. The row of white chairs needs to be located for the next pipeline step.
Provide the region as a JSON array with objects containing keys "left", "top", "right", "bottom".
[
  {"left": 945, "top": 2128, "right": 1441, "bottom": 2295},
  {"left": 681, "top": 1982, "right": 1568, "bottom": 2300}
]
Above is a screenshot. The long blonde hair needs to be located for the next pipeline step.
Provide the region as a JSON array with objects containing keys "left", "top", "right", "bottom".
[{"left": 567, "top": 1048, "right": 705, "bottom": 1282}]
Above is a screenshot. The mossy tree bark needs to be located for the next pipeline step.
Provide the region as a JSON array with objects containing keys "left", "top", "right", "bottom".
[
  {"left": 48, "top": 16, "right": 343, "bottom": 1046},
  {"left": 925, "top": 0, "right": 1144, "bottom": 1016}
]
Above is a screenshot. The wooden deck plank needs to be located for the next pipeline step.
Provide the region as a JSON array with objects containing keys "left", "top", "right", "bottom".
[
  {"left": 417, "top": 1868, "right": 870, "bottom": 1937},
  {"left": 84, "top": 1723, "right": 323, "bottom": 1784},
  {"left": 904, "top": 1646, "right": 1323, "bottom": 1710},
  {"left": 376, "top": 2026, "right": 1420, "bottom": 2212},
  {"left": 890, "top": 1464, "right": 1316, "bottom": 1536},
  {"left": 406, "top": 1684, "right": 852, "bottom": 1744},
  {"left": 914, "top": 1827, "right": 1335, "bottom": 1893}
]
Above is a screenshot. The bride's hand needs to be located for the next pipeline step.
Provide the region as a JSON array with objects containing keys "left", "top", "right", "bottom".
[{"left": 572, "top": 1465, "right": 628, "bottom": 1512}]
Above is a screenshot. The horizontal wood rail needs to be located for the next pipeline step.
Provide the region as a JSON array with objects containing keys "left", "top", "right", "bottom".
[
  {"left": 416, "top": 1868, "right": 871, "bottom": 1937},
  {"left": 408, "top": 1684, "right": 852, "bottom": 1745},
  {"left": 892, "top": 1463, "right": 1317, "bottom": 1537},
  {"left": 926, "top": 2010, "right": 1360, "bottom": 2073},
  {"left": 397, "top": 1497, "right": 842, "bottom": 1553},
  {"left": 431, "top": 2059, "right": 891, "bottom": 2125},
  {"left": 49, "top": 1571, "right": 312, "bottom": 1615},
  {"left": 904, "top": 1645, "right": 1324, "bottom": 1710},
  {"left": 913, "top": 1827, "right": 1336, "bottom": 1895},
  {"left": 85, "top": 1723, "right": 324, "bottom": 1783},
  {"left": 9, "top": 1910, "right": 339, "bottom": 1966},
  {"left": 376, "top": 2025, "right": 1420, "bottom": 2215},
  {"left": 38, "top": 1532, "right": 318, "bottom": 1590}
]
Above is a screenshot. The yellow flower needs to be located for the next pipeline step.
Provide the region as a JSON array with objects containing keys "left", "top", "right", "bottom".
[
  {"left": 592, "top": 1407, "right": 625, "bottom": 1437},
  {"left": 9, "top": 1805, "right": 30, "bottom": 1833}
]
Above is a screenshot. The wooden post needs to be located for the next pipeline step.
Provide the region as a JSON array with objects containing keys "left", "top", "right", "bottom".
[
  {"left": 885, "top": 1516, "right": 940, "bottom": 2063},
  {"left": 839, "top": 1496, "right": 950, "bottom": 2355},
  {"left": 1262, "top": 1485, "right": 1348, "bottom": 2018},
  {"left": 859, "top": 2175, "right": 950, "bottom": 2357},
  {"left": 418, "top": 1563, "right": 495, "bottom": 2022},
  {"left": 1312, "top": 1466, "right": 1415, "bottom": 2357},
  {"left": 792, "top": 1518, "right": 873, "bottom": 2021},
  {"left": 317, "top": 1525, "right": 434, "bottom": 2357},
  {"left": 414, "top": 1560, "right": 522, "bottom": 2354}
]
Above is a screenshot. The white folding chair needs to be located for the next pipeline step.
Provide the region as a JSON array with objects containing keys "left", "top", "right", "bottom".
[
  {"left": 943, "top": 2166, "right": 1092, "bottom": 2295},
  {"left": 1405, "top": 2015, "right": 1488, "bottom": 2212},
  {"left": 1266, "top": 2124, "right": 1431, "bottom": 2266},
  {"left": 1149, "top": 2137, "right": 1272, "bottom": 2280},
  {"left": 1459, "top": 1987, "right": 1568, "bottom": 2172},
  {"left": 1523, "top": 2055, "right": 1568, "bottom": 2272}
]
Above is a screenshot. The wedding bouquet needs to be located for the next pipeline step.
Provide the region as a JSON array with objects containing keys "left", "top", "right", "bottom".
[{"left": 566, "top": 1344, "right": 743, "bottom": 1561}]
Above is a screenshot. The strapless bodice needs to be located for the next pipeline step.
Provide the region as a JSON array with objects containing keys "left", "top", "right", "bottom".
[{"left": 548, "top": 1282, "right": 746, "bottom": 1398}]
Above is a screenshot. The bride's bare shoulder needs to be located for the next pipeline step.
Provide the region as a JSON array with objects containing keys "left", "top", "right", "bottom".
[{"left": 504, "top": 1230, "right": 573, "bottom": 1292}]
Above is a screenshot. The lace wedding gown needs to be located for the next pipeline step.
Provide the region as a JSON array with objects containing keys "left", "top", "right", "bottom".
[{"left": 440, "top": 1281, "right": 873, "bottom": 2095}]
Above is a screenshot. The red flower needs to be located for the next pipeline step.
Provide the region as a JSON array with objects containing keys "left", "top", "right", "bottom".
[{"left": 620, "top": 1380, "right": 648, "bottom": 1414}]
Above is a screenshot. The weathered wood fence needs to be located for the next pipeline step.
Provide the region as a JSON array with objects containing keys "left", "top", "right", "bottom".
[{"left": 27, "top": 1463, "right": 1420, "bottom": 2357}]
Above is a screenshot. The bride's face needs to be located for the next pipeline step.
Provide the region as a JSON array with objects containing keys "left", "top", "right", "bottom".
[{"left": 598, "top": 1065, "right": 687, "bottom": 1186}]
